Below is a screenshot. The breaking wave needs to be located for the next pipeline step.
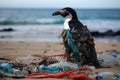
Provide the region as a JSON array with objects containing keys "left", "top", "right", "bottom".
[
  {"left": 0, "top": 18, "right": 64, "bottom": 25},
  {"left": 0, "top": 17, "right": 120, "bottom": 25}
]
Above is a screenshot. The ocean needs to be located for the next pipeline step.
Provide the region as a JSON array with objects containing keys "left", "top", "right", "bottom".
[{"left": 0, "top": 8, "right": 120, "bottom": 42}]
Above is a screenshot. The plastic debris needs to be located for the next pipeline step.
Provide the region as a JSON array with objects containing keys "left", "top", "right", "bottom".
[
  {"left": 13, "top": 68, "right": 24, "bottom": 78},
  {"left": 0, "top": 63, "right": 13, "bottom": 73},
  {"left": 97, "top": 72, "right": 114, "bottom": 80},
  {"left": 98, "top": 54, "right": 116, "bottom": 67},
  {"left": 15, "top": 55, "right": 35, "bottom": 64},
  {"left": 0, "top": 52, "right": 120, "bottom": 80},
  {"left": 115, "top": 54, "right": 120, "bottom": 66},
  {"left": 49, "top": 61, "right": 80, "bottom": 69},
  {"left": 115, "top": 73, "right": 120, "bottom": 79},
  {"left": 39, "top": 64, "right": 62, "bottom": 73}
]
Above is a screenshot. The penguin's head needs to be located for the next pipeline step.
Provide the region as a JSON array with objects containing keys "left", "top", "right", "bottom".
[{"left": 52, "top": 7, "right": 78, "bottom": 20}]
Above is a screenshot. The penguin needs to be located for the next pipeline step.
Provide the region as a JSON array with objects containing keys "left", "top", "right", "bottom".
[{"left": 52, "top": 7, "right": 101, "bottom": 68}]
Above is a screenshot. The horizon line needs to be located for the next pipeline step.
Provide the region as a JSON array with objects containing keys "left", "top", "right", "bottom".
[{"left": 0, "top": 7, "right": 120, "bottom": 9}]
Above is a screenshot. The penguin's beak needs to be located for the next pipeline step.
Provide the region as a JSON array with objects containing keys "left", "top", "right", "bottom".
[
  {"left": 52, "top": 10, "right": 70, "bottom": 17},
  {"left": 52, "top": 11, "right": 61, "bottom": 16}
]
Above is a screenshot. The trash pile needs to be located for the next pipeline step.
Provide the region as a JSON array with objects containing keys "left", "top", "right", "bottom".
[{"left": 0, "top": 50, "right": 120, "bottom": 80}]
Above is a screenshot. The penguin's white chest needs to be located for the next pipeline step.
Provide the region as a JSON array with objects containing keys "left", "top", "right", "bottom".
[
  {"left": 64, "top": 20, "right": 70, "bottom": 29},
  {"left": 63, "top": 14, "right": 72, "bottom": 30}
]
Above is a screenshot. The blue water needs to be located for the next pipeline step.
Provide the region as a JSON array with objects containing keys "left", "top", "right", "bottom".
[
  {"left": 0, "top": 8, "right": 120, "bottom": 42},
  {"left": 0, "top": 8, "right": 120, "bottom": 25}
]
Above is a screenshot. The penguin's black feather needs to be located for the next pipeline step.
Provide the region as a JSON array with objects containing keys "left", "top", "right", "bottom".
[{"left": 69, "top": 19, "right": 84, "bottom": 30}]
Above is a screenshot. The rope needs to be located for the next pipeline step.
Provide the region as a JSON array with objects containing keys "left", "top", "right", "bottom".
[{"left": 25, "top": 68, "right": 96, "bottom": 80}]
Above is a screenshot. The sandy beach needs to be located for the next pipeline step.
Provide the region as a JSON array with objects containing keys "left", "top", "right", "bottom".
[
  {"left": 0, "top": 41, "right": 120, "bottom": 58},
  {"left": 0, "top": 41, "right": 120, "bottom": 80}
]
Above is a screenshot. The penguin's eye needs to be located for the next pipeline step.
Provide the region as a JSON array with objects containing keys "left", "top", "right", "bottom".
[
  {"left": 60, "top": 10, "right": 70, "bottom": 17},
  {"left": 60, "top": 10, "right": 66, "bottom": 14}
]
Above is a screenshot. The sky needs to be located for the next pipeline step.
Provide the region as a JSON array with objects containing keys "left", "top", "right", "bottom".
[{"left": 0, "top": 0, "right": 120, "bottom": 9}]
